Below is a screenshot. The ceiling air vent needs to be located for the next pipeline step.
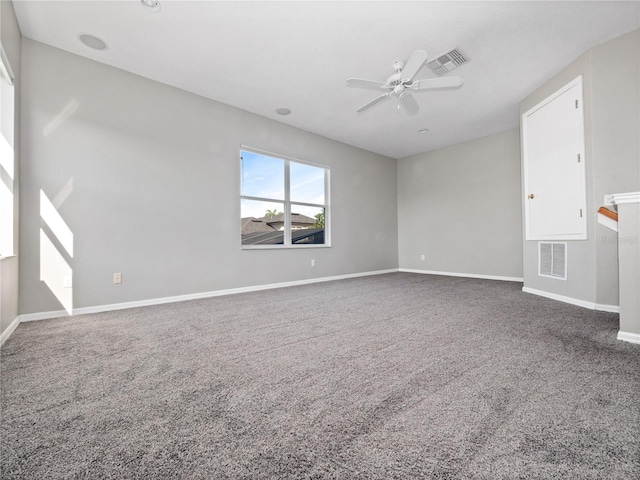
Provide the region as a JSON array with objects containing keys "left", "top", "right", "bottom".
[{"left": 427, "top": 49, "right": 469, "bottom": 76}]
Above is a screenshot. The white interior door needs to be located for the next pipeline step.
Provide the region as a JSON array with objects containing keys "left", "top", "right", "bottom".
[{"left": 522, "top": 76, "right": 587, "bottom": 240}]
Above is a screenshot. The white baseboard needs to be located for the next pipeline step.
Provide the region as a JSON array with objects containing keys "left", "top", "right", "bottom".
[
  {"left": 522, "top": 287, "right": 620, "bottom": 313},
  {"left": 19, "top": 310, "right": 70, "bottom": 322},
  {"left": 399, "top": 268, "right": 523, "bottom": 283},
  {"left": 594, "top": 303, "right": 620, "bottom": 313},
  {"left": 19, "top": 269, "right": 400, "bottom": 322},
  {"left": 617, "top": 331, "right": 640, "bottom": 345},
  {"left": 0, "top": 316, "right": 21, "bottom": 347},
  {"left": 13, "top": 271, "right": 635, "bottom": 348}
]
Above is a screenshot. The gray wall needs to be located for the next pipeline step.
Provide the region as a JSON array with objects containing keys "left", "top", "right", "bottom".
[
  {"left": 520, "top": 29, "right": 640, "bottom": 306},
  {"left": 19, "top": 39, "right": 398, "bottom": 315},
  {"left": 397, "top": 129, "right": 523, "bottom": 279},
  {"left": 617, "top": 202, "right": 640, "bottom": 336},
  {"left": 519, "top": 51, "right": 597, "bottom": 303},
  {"left": 0, "top": 0, "right": 21, "bottom": 337},
  {"left": 591, "top": 29, "right": 640, "bottom": 306}
]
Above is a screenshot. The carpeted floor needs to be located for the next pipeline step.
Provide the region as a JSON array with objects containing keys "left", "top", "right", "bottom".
[{"left": 1, "top": 273, "right": 639, "bottom": 479}]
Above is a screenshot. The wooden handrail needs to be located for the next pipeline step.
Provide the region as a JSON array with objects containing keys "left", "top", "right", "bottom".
[{"left": 598, "top": 206, "right": 618, "bottom": 222}]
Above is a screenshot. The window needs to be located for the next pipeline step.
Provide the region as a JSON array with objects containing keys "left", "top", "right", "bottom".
[
  {"left": 0, "top": 45, "right": 15, "bottom": 257},
  {"left": 240, "top": 149, "right": 329, "bottom": 247}
]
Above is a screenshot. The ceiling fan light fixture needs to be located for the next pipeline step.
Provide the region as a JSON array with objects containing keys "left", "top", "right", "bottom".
[
  {"left": 140, "top": 0, "right": 161, "bottom": 12},
  {"left": 78, "top": 33, "right": 108, "bottom": 51}
]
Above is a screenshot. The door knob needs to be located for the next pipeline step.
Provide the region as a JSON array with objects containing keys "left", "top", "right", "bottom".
[{"left": 528, "top": 194, "right": 535, "bottom": 199}]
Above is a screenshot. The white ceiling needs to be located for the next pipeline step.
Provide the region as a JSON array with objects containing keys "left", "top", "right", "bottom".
[{"left": 11, "top": 0, "right": 640, "bottom": 159}]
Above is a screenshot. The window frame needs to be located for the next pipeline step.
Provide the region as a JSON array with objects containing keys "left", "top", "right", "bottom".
[
  {"left": 240, "top": 146, "right": 330, "bottom": 249},
  {"left": 0, "top": 43, "right": 15, "bottom": 258}
]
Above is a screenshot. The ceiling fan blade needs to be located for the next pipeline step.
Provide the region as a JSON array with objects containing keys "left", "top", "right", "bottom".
[
  {"left": 347, "top": 78, "right": 387, "bottom": 91},
  {"left": 399, "top": 92, "right": 419, "bottom": 116},
  {"left": 356, "top": 93, "right": 392, "bottom": 113},
  {"left": 412, "top": 76, "right": 464, "bottom": 90},
  {"left": 401, "top": 50, "right": 428, "bottom": 81}
]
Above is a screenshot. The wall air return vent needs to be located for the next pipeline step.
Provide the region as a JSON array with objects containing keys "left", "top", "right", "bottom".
[
  {"left": 427, "top": 49, "right": 469, "bottom": 76},
  {"left": 539, "top": 242, "right": 567, "bottom": 280}
]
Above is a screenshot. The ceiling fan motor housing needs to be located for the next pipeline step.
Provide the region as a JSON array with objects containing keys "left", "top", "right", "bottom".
[
  {"left": 386, "top": 72, "right": 405, "bottom": 88},
  {"left": 392, "top": 60, "right": 405, "bottom": 73}
]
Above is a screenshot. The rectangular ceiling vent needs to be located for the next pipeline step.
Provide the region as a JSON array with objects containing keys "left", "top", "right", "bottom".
[
  {"left": 539, "top": 242, "right": 567, "bottom": 280},
  {"left": 427, "top": 49, "right": 469, "bottom": 76}
]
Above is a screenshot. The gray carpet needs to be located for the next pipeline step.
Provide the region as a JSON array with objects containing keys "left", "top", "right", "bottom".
[{"left": 1, "top": 273, "right": 639, "bottom": 479}]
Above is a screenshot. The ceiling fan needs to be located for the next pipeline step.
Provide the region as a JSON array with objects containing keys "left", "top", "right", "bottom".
[{"left": 347, "top": 50, "right": 464, "bottom": 116}]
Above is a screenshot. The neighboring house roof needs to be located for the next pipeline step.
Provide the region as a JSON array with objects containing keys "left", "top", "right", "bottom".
[
  {"left": 241, "top": 217, "right": 276, "bottom": 235},
  {"left": 264, "top": 213, "right": 316, "bottom": 228},
  {"left": 241, "top": 214, "right": 322, "bottom": 244},
  {"left": 291, "top": 228, "right": 324, "bottom": 244},
  {"left": 241, "top": 213, "right": 317, "bottom": 236},
  {"left": 242, "top": 228, "right": 324, "bottom": 245}
]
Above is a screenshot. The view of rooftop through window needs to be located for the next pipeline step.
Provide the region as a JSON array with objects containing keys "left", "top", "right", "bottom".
[{"left": 240, "top": 150, "right": 328, "bottom": 247}]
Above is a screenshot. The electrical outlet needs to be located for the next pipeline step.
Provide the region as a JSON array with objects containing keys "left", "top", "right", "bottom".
[
  {"left": 311, "top": 259, "right": 316, "bottom": 267},
  {"left": 421, "top": 254, "right": 425, "bottom": 261},
  {"left": 113, "top": 272, "right": 122, "bottom": 284},
  {"left": 63, "top": 276, "right": 73, "bottom": 288}
]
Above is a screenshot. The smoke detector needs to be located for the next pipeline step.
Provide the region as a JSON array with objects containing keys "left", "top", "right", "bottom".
[{"left": 427, "top": 49, "right": 469, "bottom": 76}]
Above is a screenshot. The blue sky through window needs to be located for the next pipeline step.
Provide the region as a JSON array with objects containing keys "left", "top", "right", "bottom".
[
  {"left": 290, "top": 161, "right": 324, "bottom": 205},
  {"left": 241, "top": 150, "right": 326, "bottom": 219},
  {"left": 241, "top": 151, "right": 284, "bottom": 200}
]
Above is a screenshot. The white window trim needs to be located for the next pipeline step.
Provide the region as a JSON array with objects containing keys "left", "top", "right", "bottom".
[
  {"left": 240, "top": 146, "right": 331, "bottom": 249},
  {"left": 0, "top": 43, "right": 15, "bottom": 257}
]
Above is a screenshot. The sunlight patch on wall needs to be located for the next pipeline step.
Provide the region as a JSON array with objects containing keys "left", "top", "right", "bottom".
[
  {"left": 43, "top": 99, "right": 79, "bottom": 137},
  {"left": 40, "top": 188, "right": 74, "bottom": 314},
  {"left": 40, "top": 189, "right": 74, "bottom": 257},
  {"left": 40, "top": 228, "right": 73, "bottom": 314},
  {"left": 0, "top": 132, "right": 13, "bottom": 179},
  {"left": 53, "top": 177, "right": 74, "bottom": 208}
]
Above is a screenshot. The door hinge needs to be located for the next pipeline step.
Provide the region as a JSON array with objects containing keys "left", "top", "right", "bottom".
[
  {"left": 577, "top": 153, "right": 581, "bottom": 163},
  {"left": 575, "top": 99, "right": 579, "bottom": 109},
  {"left": 580, "top": 208, "right": 583, "bottom": 218}
]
